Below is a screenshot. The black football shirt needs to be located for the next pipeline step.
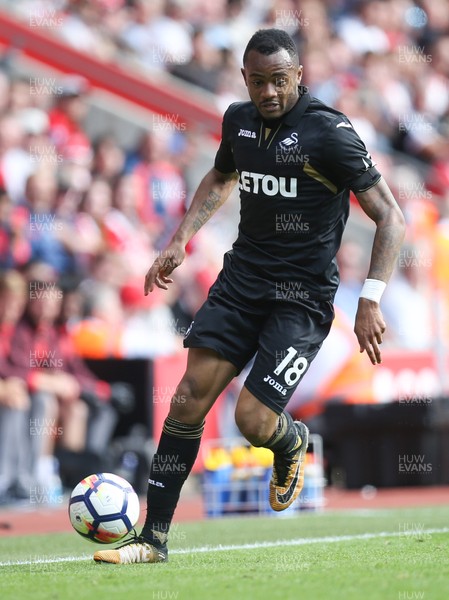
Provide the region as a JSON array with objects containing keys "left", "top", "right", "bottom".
[{"left": 214, "top": 85, "right": 381, "bottom": 301}]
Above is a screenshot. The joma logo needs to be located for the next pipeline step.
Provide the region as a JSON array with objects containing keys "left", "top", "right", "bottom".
[
  {"left": 263, "top": 374, "right": 287, "bottom": 396},
  {"left": 238, "top": 129, "right": 256, "bottom": 138}
]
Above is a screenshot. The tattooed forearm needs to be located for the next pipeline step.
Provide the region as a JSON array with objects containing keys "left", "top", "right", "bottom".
[
  {"left": 368, "top": 222, "right": 405, "bottom": 281},
  {"left": 192, "top": 190, "right": 222, "bottom": 233},
  {"left": 172, "top": 168, "right": 238, "bottom": 245},
  {"left": 356, "top": 178, "right": 406, "bottom": 283}
]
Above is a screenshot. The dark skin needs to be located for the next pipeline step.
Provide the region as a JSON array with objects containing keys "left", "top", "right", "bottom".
[
  {"left": 144, "top": 48, "right": 405, "bottom": 441},
  {"left": 354, "top": 178, "right": 405, "bottom": 364},
  {"left": 240, "top": 48, "right": 303, "bottom": 121}
]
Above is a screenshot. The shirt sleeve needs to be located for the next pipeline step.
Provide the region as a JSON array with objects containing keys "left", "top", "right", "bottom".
[
  {"left": 320, "top": 116, "right": 382, "bottom": 193},
  {"left": 214, "top": 103, "right": 238, "bottom": 174}
]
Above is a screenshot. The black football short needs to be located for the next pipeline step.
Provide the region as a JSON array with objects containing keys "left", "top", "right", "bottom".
[{"left": 183, "top": 251, "right": 334, "bottom": 414}]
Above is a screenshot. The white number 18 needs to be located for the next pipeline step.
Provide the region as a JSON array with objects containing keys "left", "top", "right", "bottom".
[{"left": 273, "top": 346, "right": 308, "bottom": 386}]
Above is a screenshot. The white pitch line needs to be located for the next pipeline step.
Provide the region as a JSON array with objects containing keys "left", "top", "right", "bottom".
[
  {"left": 172, "top": 527, "right": 449, "bottom": 554},
  {"left": 1, "top": 527, "right": 448, "bottom": 567}
]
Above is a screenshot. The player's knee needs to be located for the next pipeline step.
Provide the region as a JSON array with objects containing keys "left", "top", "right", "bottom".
[
  {"left": 235, "top": 404, "right": 274, "bottom": 446},
  {"left": 167, "top": 376, "right": 208, "bottom": 424}
]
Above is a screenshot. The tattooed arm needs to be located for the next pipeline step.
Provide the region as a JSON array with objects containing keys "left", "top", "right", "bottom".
[
  {"left": 175, "top": 168, "right": 238, "bottom": 243},
  {"left": 353, "top": 177, "right": 406, "bottom": 364},
  {"left": 145, "top": 168, "right": 238, "bottom": 293}
]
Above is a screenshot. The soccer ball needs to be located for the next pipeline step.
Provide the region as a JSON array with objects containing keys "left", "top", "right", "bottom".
[{"left": 68, "top": 473, "right": 140, "bottom": 544}]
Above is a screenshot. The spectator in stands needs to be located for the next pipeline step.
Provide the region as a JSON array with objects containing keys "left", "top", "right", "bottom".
[
  {"left": 92, "top": 134, "right": 126, "bottom": 182},
  {"left": 83, "top": 249, "right": 128, "bottom": 290},
  {"left": 9, "top": 276, "right": 89, "bottom": 455},
  {"left": 72, "top": 272, "right": 125, "bottom": 359},
  {"left": 121, "top": 0, "right": 192, "bottom": 72},
  {"left": 74, "top": 176, "right": 112, "bottom": 266},
  {"left": 127, "top": 130, "right": 187, "bottom": 250},
  {"left": 170, "top": 28, "right": 223, "bottom": 93},
  {"left": 381, "top": 246, "right": 433, "bottom": 350},
  {"left": 0, "top": 265, "right": 61, "bottom": 499},
  {"left": 48, "top": 75, "right": 92, "bottom": 167},
  {"left": 5, "top": 265, "right": 133, "bottom": 466},
  {"left": 0, "top": 187, "right": 31, "bottom": 269},
  {"left": 103, "top": 173, "right": 154, "bottom": 277},
  {"left": 0, "top": 270, "right": 30, "bottom": 503},
  {"left": 333, "top": 86, "right": 385, "bottom": 153},
  {"left": 58, "top": 0, "right": 120, "bottom": 62},
  {"left": 0, "top": 70, "right": 10, "bottom": 116},
  {"left": 23, "top": 170, "right": 76, "bottom": 274},
  {"left": 336, "top": 0, "right": 391, "bottom": 55},
  {"left": 334, "top": 240, "right": 367, "bottom": 322},
  {"left": 0, "top": 112, "right": 33, "bottom": 204},
  {"left": 153, "top": 0, "right": 194, "bottom": 65},
  {"left": 120, "top": 277, "right": 181, "bottom": 358},
  {"left": 8, "top": 76, "right": 37, "bottom": 114},
  {"left": 56, "top": 280, "right": 134, "bottom": 454}
]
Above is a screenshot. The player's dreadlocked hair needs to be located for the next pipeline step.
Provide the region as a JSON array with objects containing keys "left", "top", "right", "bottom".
[{"left": 243, "top": 29, "right": 298, "bottom": 64}]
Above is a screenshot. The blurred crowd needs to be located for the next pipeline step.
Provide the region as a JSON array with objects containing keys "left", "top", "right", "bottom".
[
  {"left": 0, "top": 70, "right": 215, "bottom": 360},
  {"left": 0, "top": 0, "right": 448, "bottom": 500},
  {"left": 2, "top": 0, "right": 447, "bottom": 342}
]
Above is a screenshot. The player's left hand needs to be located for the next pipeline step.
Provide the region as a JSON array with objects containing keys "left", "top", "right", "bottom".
[{"left": 354, "top": 298, "right": 386, "bottom": 365}]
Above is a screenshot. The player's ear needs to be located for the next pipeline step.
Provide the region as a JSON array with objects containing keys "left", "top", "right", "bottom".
[
  {"left": 241, "top": 67, "right": 248, "bottom": 86},
  {"left": 296, "top": 65, "right": 303, "bottom": 85}
]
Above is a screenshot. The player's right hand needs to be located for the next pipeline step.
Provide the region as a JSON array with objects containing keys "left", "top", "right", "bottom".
[{"left": 144, "top": 242, "right": 186, "bottom": 294}]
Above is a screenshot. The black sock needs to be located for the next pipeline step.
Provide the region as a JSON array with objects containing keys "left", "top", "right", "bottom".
[
  {"left": 141, "top": 416, "right": 204, "bottom": 546},
  {"left": 260, "top": 412, "right": 300, "bottom": 455}
]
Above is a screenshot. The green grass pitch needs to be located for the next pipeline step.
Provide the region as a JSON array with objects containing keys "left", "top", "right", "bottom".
[{"left": 0, "top": 506, "right": 448, "bottom": 600}]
